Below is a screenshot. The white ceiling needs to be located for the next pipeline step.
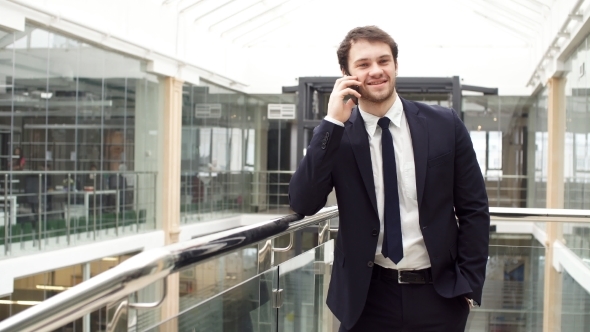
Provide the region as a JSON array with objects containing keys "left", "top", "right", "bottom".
[
  {"left": 154, "top": 0, "right": 559, "bottom": 94},
  {"left": 3, "top": 0, "right": 565, "bottom": 94},
  {"left": 166, "top": 0, "right": 550, "bottom": 48}
]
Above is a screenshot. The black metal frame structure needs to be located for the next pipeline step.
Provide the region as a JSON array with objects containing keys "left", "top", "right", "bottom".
[{"left": 284, "top": 76, "right": 498, "bottom": 165}]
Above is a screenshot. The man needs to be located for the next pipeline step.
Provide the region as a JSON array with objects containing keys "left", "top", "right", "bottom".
[{"left": 288, "top": 26, "right": 490, "bottom": 331}]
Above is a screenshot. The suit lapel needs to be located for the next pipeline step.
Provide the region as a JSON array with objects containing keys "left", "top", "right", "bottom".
[
  {"left": 401, "top": 97, "right": 428, "bottom": 209},
  {"left": 346, "top": 108, "right": 378, "bottom": 216}
]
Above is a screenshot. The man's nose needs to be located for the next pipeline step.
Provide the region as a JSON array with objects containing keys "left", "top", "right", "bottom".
[{"left": 368, "top": 63, "right": 383, "bottom": 77}]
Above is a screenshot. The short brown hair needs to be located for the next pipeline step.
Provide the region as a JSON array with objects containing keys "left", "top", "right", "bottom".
[{"left": 337, "top": 26, "right": 398, "bottom": 74}]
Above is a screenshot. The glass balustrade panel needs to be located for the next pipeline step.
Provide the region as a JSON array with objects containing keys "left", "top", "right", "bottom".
[
  {"left": 562, "top": 222, "right": 590, "bottom": 266},
  {"left": 276, "top": 240, "right": 332, "bottom": 332},
  {"left": 466, "top": 240, "right": 545, "bottom": 331},
  {"left": 142, "top": 268, "right": 277, "bottom": 332}
]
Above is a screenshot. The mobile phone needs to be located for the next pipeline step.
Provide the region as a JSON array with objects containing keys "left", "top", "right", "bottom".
[
  {"left": 349, "top": 86, "right": 359, "bottom": 105},
  {"left": 344, "top": 70, "right": 359, "bottom": 105}
]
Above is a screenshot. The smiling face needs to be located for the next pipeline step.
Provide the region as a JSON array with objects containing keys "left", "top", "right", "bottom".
[{"left": 345, "top": 39, "right": 397, "bottom": 111}]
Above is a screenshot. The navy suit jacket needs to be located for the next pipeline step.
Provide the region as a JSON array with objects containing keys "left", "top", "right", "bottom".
[{"left": 289, "top": 97, "right": 490, "bottom": 329}]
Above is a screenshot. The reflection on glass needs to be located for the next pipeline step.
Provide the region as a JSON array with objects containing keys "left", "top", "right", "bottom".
[
  {"left": 180, "top": 83, "right": 295, "bottom": 220},
  {"left": 145, "top": 268, "right": 276, "bottom": 332},
  {"left": 0, "top": 252, "right": 137, "bottom": 331},
  {"left": 466, "top": 238, "right": 545, "bottom": 331},
  {"left": 277, "top": 247, "right": 316, "bottom": 332},
  {"left": 0, "top": 23, "right": 161, "bottom": 257}
]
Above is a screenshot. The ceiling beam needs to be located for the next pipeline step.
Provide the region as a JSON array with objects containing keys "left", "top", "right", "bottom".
[
  {"left": 178, "top": 0, "right": 207, "bottom": 14},
  {"left": 480, "top": 0, "right": 543, "bottom": 28},
  {"left": 508, "top": 0, "right": 543, "bottom": 14},
  {"left": 242, "top": 20, "right": 292, "bottom": 47},
  {"left": 232, "top": 0, "right": 311, "bottom": 44},
  {"left": 193, "top": 0, "right": 240, "bottom": 23},
  {"left": 220, "top": 0, "right": 293, "bottom": 37},
  {"left": 473, "top": 10, "right": 535, "bottom": 43},
  {"left": 0, "top": 25, "right": 35, "bottom": 49}
]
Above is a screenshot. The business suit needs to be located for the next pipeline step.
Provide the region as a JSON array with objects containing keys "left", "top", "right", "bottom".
[{"left": 289, "top": 97, "right": 490, "bottom": 330}]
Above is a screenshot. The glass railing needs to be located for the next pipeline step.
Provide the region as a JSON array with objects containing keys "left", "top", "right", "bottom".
[
  {"left": 0, "top": 207, "right": 589, "bottom": 332},
  {"left": 180, "top": 170, "right": 294, "bottom": 224},
  {"left": 178, "top": 171, "right": 549, "bottom": 226},
  {"left": 563, "top": 223, "right": 590, "bottom": 266},
  {"left": 467, "top": 241, "right": 545, "bottom": 330},
  {"left": 144, "top": 239, "right": 332, "bottom": 332},
  {"left": 0, "top": 170, "right": 157, "bottom": 258},
  {"left": 483, "top": 174, "right": 528, "bottom": 207}
]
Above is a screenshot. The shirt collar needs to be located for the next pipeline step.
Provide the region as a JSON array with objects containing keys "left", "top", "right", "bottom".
[{"left": 358, "top": 94, "right": 403, "bottom": 137}]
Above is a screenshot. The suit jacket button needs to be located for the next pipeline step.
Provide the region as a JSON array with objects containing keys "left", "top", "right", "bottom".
[
  {"left": 367, "top": 261, "right": 374, "bottom": 267},
  {"left": 371, "top": 229, "right": 378, "bottom": 236}
]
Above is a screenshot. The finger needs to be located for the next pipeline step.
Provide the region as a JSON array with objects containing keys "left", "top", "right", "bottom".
[
  {"left": 334, "top": 75, "right": 355, "bottom": 84},
  {"left": 344, "top": 98, "right": 356, "bottom": 109},
  {"left": 340, "top": 87, "right": 361, "bottom": 98},
  {"left": 338, "top": 80, "right": 362, "bottom": 91},
  {"left": 336, "top": 75, "right": 358, "bottom": 84}
]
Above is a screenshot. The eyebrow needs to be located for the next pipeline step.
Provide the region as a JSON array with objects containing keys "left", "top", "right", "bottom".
[{"left": 352, "top": 55, "right": 392, "bottom": 63}]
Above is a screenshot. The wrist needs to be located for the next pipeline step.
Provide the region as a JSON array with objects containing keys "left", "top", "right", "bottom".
[{"left": 324, "top": 115, "right": 345, "bottom": 127}]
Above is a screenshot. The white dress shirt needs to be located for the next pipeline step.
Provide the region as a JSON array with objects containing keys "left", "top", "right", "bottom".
[{"left": 324, "top": 95, "right": 431, "bottom": 270}]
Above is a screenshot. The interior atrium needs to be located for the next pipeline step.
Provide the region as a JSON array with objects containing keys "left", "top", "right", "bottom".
[{"left": 0, "top": 0, "right": 588, "bottom": 331}]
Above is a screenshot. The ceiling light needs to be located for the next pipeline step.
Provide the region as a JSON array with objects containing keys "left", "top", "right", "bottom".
[
  {"left": 0, "top": 300, "right": 42, "bottom": 306},
  {"left": 36, "top": 285, "right": 71, "bottom": 291},
  {"left": 102, "top": 257, "right": 119, "bottom": 261},
  {"left": 40, "top": 92, "right": 53, "bottom": 99},
  {"left": 493, "top": 117, "right": 497, "bottom": 121},
  {"left": 477, "top": 125, "right": 482, "bottom": 131}
]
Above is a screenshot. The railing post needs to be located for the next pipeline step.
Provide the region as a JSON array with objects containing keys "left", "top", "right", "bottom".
[
  {"left": 38, "top": 173, "right": 42, "bottom": 250},
  {"left": 136, "top": 173, "right": 140, "bottom": 232},
  {"left": 115, "top": 172, "right": 119, "bottom": 236},
  {"left": 93, "top": 176, "right": 97, "bottom": 240},
  {"left": 82, "top": 262, "right": 91, "bottom": 332},
  {"left": 153, "top": 172, "right": 157, "bottom": 230},
  {"left": 66, "top": 173, "right": 71, "bottom": 245},
  {"left": 4, "top": 173, "right": 9, "bottom": 255}
]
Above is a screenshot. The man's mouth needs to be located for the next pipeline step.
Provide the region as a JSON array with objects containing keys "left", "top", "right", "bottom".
[{"left": 367, "top": 80, "right": 387, "bottom": 86}]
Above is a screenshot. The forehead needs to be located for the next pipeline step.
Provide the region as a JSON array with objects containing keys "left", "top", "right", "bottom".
[{"left": 349, "top": 40, "right": 392, "bottom": 61}]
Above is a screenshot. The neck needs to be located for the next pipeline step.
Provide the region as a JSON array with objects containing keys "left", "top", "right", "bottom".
[{"left": 359, "top": 90, "right": 397, "bottom": 117}]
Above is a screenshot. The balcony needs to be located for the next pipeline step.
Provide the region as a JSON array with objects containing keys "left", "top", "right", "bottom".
[
  {"left": 0, "top": 207, "right": 588, "bottom": 332},
  {"left": 0, "top": 171, "right": 158, "bottom": 259}
]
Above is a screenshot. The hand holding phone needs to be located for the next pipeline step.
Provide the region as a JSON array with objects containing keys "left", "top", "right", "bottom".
[
  {"left": 326, "top": 75, "right": 362, "bottom": 123},
  {"left": 348, "top": 85, "right": 359, "bottom": 105},
  {"left": 344, "top": 70, "right": 360, "bottom": 105}
]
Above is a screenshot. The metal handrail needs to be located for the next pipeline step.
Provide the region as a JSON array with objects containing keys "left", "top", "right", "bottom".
[
  {"left": 489, "top": 207, "right": 590, "bottom": 223},
  {"left": 0, "top": 206, "right": 336, "bottom": 332},
  {"left": 0, "top": 206, "right": 588, "bottom": 331}
]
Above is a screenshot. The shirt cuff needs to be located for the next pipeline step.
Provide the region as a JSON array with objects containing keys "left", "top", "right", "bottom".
[{"left": 324, "top": 116, "right": 345, "bottom": 127}]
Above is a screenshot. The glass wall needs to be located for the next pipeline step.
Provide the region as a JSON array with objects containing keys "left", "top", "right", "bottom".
[
  {"left": 564, "top": 36, "right": 590, "bottom": 210},
  {"left": 462, "top": 95, "right": 536, "bottom": 207},
  {"left": 0, "top": 24, "right": 161, "bottom": 257},
  {"left": 180, "top": 82, "right": 295, "bottom": 222},
  {"left": 561, "top": 34, "right": 590, "bottom": 265},
  {"left": 527, "top": 88, "right": 549, "bottom": 208}
]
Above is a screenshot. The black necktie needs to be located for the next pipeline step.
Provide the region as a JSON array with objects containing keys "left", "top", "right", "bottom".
[{"left": 377, "top": 117, "right": 404, "bottom": 264}]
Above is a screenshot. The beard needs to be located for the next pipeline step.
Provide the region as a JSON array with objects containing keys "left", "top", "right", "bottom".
[{"left": 360, "top": 82, "right": 395, "bottom": 104}]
